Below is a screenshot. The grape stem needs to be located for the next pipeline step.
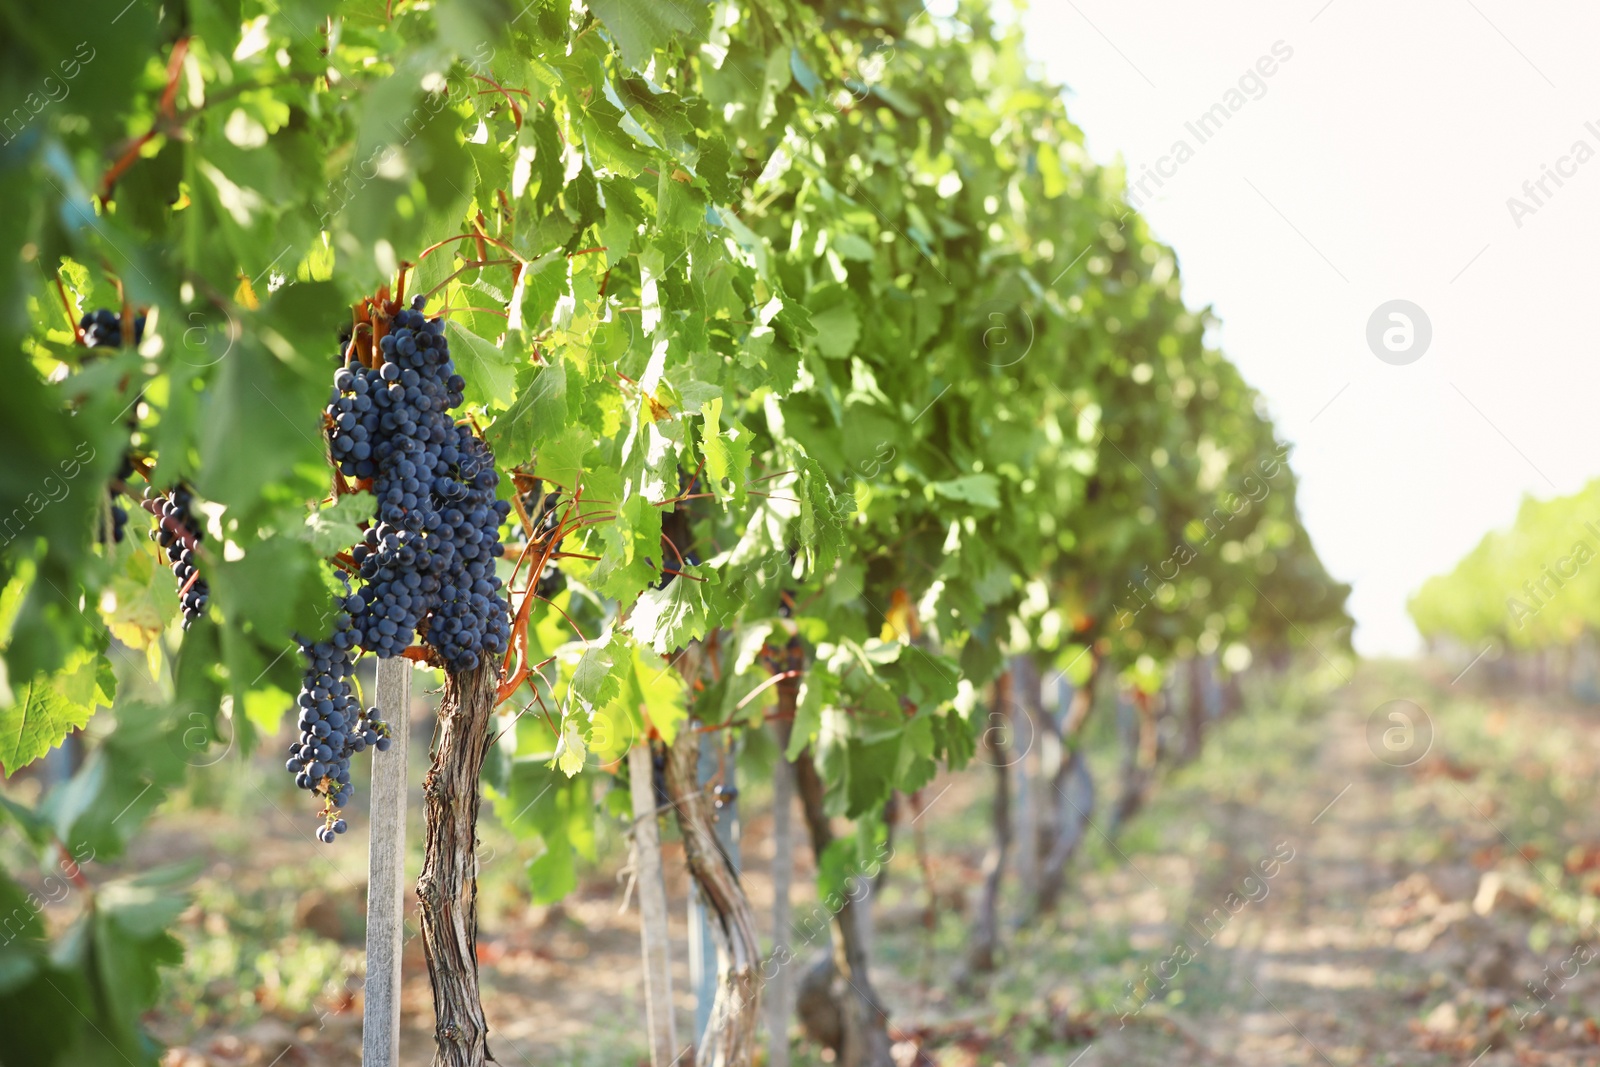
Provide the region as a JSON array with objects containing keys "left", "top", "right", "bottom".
[
  {"left": 100, "top": 37, "right": 190, "bottom": 200},
  {"left": 134, "top": 493, "right": 203, "bottom": 555},
  {"left": 472, "top": 75, "right": 525, "bottom": 128},
  {"left": 55, "top": 276, "right": 81, "bottom": 343},
  {"left": 730, "top": 669, "right": 801, "bottom": 713},
  {"left": 55, "top": 841, "right": 90, "bottom": 891},
  {"left": 420, "top": 258, "right": 518, "bottom": 303},
  {"left": 418, "top": 233, "right": 526, "bottom": 267}
]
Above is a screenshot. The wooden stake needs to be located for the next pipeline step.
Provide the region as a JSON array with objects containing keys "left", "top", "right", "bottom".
[
  {"left": 1010, "top": 656, "right": 1039, "bottom": 913},
  {"left": 629, "top": 746, "right": 680, "bottom": 1067},
  {"left": 364, "top": 657, "right": 411, "bottom": 1067}
]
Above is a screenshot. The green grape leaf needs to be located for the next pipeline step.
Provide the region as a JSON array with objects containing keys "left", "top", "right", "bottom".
[
  {"left": 930, "top": 473, "right": 1001, "bottom": 509},
  {"left": 301, "top": 491, "right": 375, "bottom": 556},
  {"left": 809, "top": 304, "right": 860, "bottom": 360},
  {"left": 103, "top": 543, "right": 180, "bottom": 652},
  {"left": 447, "top": 321, "right": 518, "bottom": 410},
  {"left": 0, "top": 649, "right": 115, "bottom": 773},
  {"left": 586, "top": 0, "right": 703, "bottom": 70},
  {"left": 552, "top": 710, "right": 587, "bottom": 777},
  {"left": 629, "top": 572, "right": 710, "bottom": 655},
  {"left": 533, "top": 425, "right": 590, "bottom": 493},
  {"left": 797, "top": 456, "right": 852, "bottom": 572},
  {"left": 495, "top": 359, "right": 568, "bottom": 464},
  {"left": 572, "top": 639, "right": 620, "bottom": 707},
  {"left": 786, "top": 663, "right": 837, "bottom": 761},
  {"left": 698, "top": 398, "right": 750, "bottom": 503}
]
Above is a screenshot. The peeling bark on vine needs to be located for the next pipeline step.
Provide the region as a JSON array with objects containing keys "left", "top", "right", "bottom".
[
  {"left": 663, "top": 718, "right": 763, "bottom": 1066},
  {"left": 1036, "top": 653, "right": 1101, "bottom": 915},
  {"left": 963, "top": 672, "right": 1013, "bottom": 980},
  {"left": 418, "top": 663, "right": 497, "bottom": 1067}
]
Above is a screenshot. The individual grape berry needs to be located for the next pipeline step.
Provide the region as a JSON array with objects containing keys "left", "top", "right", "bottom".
[
  {"left": 82, "top": 308, "right": 147, "bottom": 551},
  {"left": 527, "top": 489, "right": 562, "bottom": 542}
]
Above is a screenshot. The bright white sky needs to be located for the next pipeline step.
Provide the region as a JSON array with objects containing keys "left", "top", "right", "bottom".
[{"left": 1006, "top": 0, "right": 1600, "bottom": 655}]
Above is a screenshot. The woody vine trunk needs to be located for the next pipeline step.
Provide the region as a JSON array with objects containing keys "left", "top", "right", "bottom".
[
  {"left": 792, "top": 749, "right": 896, "bottom": 1067},
  {"left": 663, "top": 720, "right": 763, "bottom": 1065},
  {"left": 418, "top": 662, "right": 497, "bottom": 1067},
  {"left": 1036, "top": 653, "right": 1101, "bottom": 915},
  {"left": 963, "top": 671, "right": 1013, "bottom": 979}
]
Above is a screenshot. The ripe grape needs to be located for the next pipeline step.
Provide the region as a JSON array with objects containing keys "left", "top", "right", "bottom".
[
  {"left": 82, "top": 308, "right": 145, "bottom": 547},
  {"left": 95, "top": 499, "right": 130, "bottom": 546},
  {"left": 535, "top": 561, "right": 565, "bottom": 600},
  {"left": 521, "top": 486, "right": 563, "bottom": 542},
  {"left": 325, "top": 297, "right": 510, "bottom": 671},
  {"left": 79, "top": 307, "right": 146, "bottom": 350},
  {"left": 142, "top": 484, "right": 209, "bottom": 628},
  {"left": 286, "top": 606, "right": 393, "bottom": 842}
]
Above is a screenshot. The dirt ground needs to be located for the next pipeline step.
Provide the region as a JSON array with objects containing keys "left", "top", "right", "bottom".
[{"left": 142, "top": 657, "right": 1600, "bottom": 1066}]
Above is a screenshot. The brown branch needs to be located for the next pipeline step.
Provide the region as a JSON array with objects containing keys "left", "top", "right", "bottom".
[
  {"left": 55, "top": 276, "right": 81, "bottom": 342},
  {"left": 472, "top": 75, "right": 524, "bottom": 128},
  {"left": 733, "top": 669, "right": 801, "bottom": 713},
  {"left": 421, "top": 258, "right": 519, "bottom": 302},
  {"left": 100, "top": 37, "right": 190, "bottom": 200}
]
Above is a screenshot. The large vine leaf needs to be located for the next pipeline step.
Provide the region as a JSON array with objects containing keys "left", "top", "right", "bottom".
[{"left": 0, "top": 649, "right": 115, "bottom": 774}]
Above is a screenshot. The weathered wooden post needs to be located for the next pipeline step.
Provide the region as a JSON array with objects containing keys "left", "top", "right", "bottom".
[
  {"left": 363, "top": 658, "right": 411, "bottom": 1067},
  {"left": 629, "top": 745, "right": 680, "bottom": 1067},
  {"left": 1010, "top": 655, "right": 1039, "bottom": 914}
]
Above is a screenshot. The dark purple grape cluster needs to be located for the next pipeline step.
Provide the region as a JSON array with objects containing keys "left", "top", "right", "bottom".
[
  {"left": 425, "top": 429, "right": 512, "bottom": 669},
  {"left": 82, "top": 308, "right": 145, "bottom": 547},
  {"left": 285, "top": 608, "right": 392, "bottom": 843},
  {"left": 325, "top": 297, "right": 511, "bottom": 671},
  {"left": 536, "top": 560, "right": 565, "bottom": 600},
  {"left": 104, "top": 454, "right": 134, "bottom": 547},
  {"left": 79, "top": 307, "right": 146, "bottom": 349},
  {"left": 106, "top": 503, "right": 128, "bottom": 544},
  {"left": 142, "top": 485, "right": 209, "bottom": 628}
]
